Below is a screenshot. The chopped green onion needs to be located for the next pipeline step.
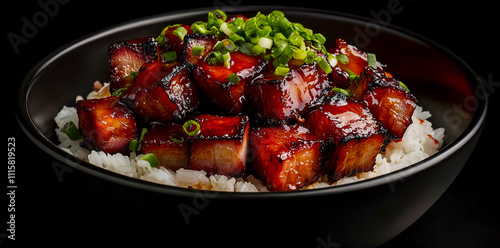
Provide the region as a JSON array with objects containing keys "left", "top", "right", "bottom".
[
  {"left": 305, "top": 50, "right": 317, "bottom": 64},
  {"left": 191, "top": 45, "right": 205, "bottom": 56},
  {"left": 227, "top": 73, "right": 241, "bottom": 85},
  {"left": 332, "top": 87, "right": 351, "bottom": 97},
  {"left": 183, "top": 120, "right": 201, "bottom": 136},
  {"left": 252, "top": 44, "right": 267, "bottom": 55},
  {"left": 61, "top": 121, "right": 81, "bottom": 140},
  {"left": 336, "top": 54, "right": 349, "bottom": 64},
  {"left": 173, "top": 26, "right": 188, "bottom": 41},
  {"left": 140, "top": 153, "right": 159, "bottom": 168},
  {"left": 214, "top": 39, "right": 236, "bottom": 53},
  {"left": 316, "top": 56, "right": 332, "bottom": 74},
  {"left": 112, "top": 87, "right": 127, "bottom": 97},
  {"left": 293, "top": 48, "right": 307, "bottom": 60},
  {"left": 345, "top": 68, "right": 358, "bottom": 81},
  {"left": 327, "top": 53, "right": 338, "bottom": 67},
  {"left": 367, "top": 53, "right": 377, "bottom": 69},
  {"left": 130, "top": 128, "right": 148, "bottom": 152},
  {"left": 257, "top": 37, "right": 273, "bottom": 49},
  {"left": 129, "top": 139, "right": 140, "bottom": 151},
  {"left": 191, "top": 21, "right": 209, "bottom": 34},
  {"left": 169, "top": 134, "right": 185, "bottom": 145},
  {"left": 312, "top": 33, "right": 326, "bottom": 44},
  {"left": 162, "top": 51, "right": 177, "bottom": 63},
  {"left": 399, "top": 81, "right": 410, "bottom": 92},
  {"left": 274, "top": 66, "right": 290, "bottom": 77}
]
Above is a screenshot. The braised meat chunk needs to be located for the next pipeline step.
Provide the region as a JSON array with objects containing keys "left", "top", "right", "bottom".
[
  {"left": 194, "top": 51, "right": 268, "bottom": 114},
  {"left": 120, "top": 61, "right": 199, "bottom": 123},
  {"left": 246, "top": 61, "right": 330, "bottom": 125},
  {"left": 188, "top": 114, "right": 250, "bottom": 177},
  {"left": 77, "top": 96, "right": 138, "bottom": 154},
  {"left": 305, "top": 93, "right": 385, "bottom": 180},
  {"left": 349, "top": 66, "right": 417, "bottom": 138},
  {"left": 249, "top": 125, "right": 323, "bottom": 191}
]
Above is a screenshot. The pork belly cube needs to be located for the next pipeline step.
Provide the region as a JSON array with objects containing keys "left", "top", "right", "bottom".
[
  {"left": 180, "top": 34, "right": 218, "bottom": 68},
  {"left": 193, "top": 51, "right": 267, "bottom": 114},
  {"left": 249, "top": 125, "right": 323, "bottom": 191},
  {"left": 141, "top": 123, "right": 188, "bottom": 171},
  {"left": 120, "top": 61, "right": 199, "bottom": 123},
  {"left": 188, "top": 114, "right": 250, "bottom": 177},
  {"left": 305, "top": 93, "right": 385, "bottom": 181},
  {"left": 246, "top": 61, "right": 330, "bottom": 125},
  {"left": 108, "top": 37, "right": 159, "bottom": 90},
  {"left": 77, "top": 96, "right": 138, "bottom": 154},
  {"left": 348, "top": 66, "right": 417, "bottom": 138}
]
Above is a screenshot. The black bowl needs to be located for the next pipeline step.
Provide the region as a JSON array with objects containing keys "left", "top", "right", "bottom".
[{"left": 17, "top": 6, "right": 487, "bottom": 247}]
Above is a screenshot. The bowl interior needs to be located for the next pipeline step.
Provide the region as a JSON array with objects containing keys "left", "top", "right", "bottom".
[{"left": 18, "top": 6, "right": 484, "bottom": 196}]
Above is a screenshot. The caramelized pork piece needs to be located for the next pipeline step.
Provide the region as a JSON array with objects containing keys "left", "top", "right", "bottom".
[
  {"left": 120, "top": 61, "right": 199, "bottom": 123},
  {"left": 193, "top": 51, "right": 267, "bottom": 114},
  {"left": 141, "top": 123, "right": 188, "bottom": 171},
  {"left": 305, "top": 93, "right": 385, "bottom": 181},
  {"left": 348, "top": 66, "right": 417, "bottom": 138},
  {"left": 246, "top": 61, "right": 330, "bottom": 124},
  {"left": 188, "top": 114, "right": 250, "bottom": 177},
  {"left": 249, "top": 125, "right": 323, "bottom": 191},
  {"left": 77, "top": 96, "right": 138, "bottom": 154},
  {"left": 180, "top": 34, "right": 218, "bottom": 68},
  {"left": 108, "top": 37, "right": 160, "bottom": 90}
]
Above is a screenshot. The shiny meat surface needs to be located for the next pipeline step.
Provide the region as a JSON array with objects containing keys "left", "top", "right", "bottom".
[{"left": 249, "top": 125, "right": 323, "bottom": 191}]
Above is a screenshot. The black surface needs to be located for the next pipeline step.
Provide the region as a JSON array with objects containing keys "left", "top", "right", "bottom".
[{"left": 5, "top": 0, "right": 499, "bottom": 247}]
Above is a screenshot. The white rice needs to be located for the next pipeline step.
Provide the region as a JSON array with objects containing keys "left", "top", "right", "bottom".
[{"left": 55, "top": 102, "right": 444, "bottom": 192}]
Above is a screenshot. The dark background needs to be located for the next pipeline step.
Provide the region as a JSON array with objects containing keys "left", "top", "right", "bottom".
[{"left": 5, "top": 0, "right": 499, "bottom": 247}]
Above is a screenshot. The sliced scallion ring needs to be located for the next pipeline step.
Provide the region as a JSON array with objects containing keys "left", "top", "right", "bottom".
[{"left": 183, "top": 120, "right": 201, "bottom": 136}]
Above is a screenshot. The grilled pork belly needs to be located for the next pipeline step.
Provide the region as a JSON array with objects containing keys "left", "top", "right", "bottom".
[
  {"left": 249, "top": 125, "right": 323, "bottom": 191},
  {"left": 120, "top": 61, "right": 199, "bottom": 124},
  {"left": 77, "top": 96, "right": 138, "bottom": 154},
  {"left": 348, "top": 66, "right": 417, "bottom": 138},
  {"left": 246, "top": 61, "right": 330, "bottom": 125},
  {"left": 193, "top": 51, "right": 267, "bottom": 114},
  {"left": 188, "top": 114, "right": 250, "bottom": 177},
  {"left": 108, "top": 37, "right": 160, "bottom": 90},
  {"left": 305, "top": 93, "right": 385, "bottom": 181},
  {"left": 141, "top": 123, "right": 189, "bottom": 171}
]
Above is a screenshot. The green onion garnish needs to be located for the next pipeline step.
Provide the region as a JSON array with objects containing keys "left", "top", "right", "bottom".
[
  {"left": 332, "top": 87, "right": 351, "bottom": 97},
  {"left": 227, "top": 73, "right": 241, "bottom": 85},
  {"left": 399, "top": 81, "right": 410, "bottom": 92},
  {"left": 169, "top": 134, "right": 185, "bottom": 145},
  {"left": 367, "top": 53, "right": 377, "bottom": 69},
  {"left": 129, "top": 140, "right": 140, "bottom": 151},
  {"left": 316, "top": 56, "right": 332, "bottom": 74},
  {"left": 162, "top": 51, "right": 177, "bottom": 63},
  {"left": 191, "top": 45, "right": 205, "bottom": 56},
  {"left": 140, "top": 153, "right": 159, "bottom": 168},
  {"left": 173, "top": 26, "right": 188, "bottom": 41},
  {"left": 182, "top": 120, "right": 201, "bottom": 136},
  {"left": 274, "top": 66, "right": 290, "bottom": 77},
  {"left": 61, "top": 121, "right": 81, "bottom": 141}
]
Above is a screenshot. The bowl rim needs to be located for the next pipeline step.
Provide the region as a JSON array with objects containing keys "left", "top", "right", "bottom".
[{"left": 16, "top": 5, "right": 488, "bottom": 199}]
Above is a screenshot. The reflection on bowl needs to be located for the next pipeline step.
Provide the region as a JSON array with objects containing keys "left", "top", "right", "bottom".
[{"left": 17, "top": 6, "right": 487, "bottom": 247}]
